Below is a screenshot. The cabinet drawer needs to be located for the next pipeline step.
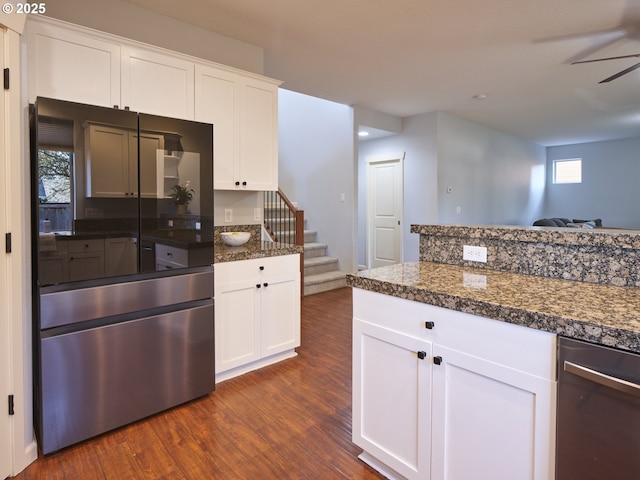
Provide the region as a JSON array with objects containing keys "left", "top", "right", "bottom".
[
  {"left": 68, "top": 239, "right": 105, "bottom": 253},
  {"left": 215, "top": 254, "right": 299, "bottom": 286},
  {"left": 156, "top": 243, "right": 188, "bottom": 267}
]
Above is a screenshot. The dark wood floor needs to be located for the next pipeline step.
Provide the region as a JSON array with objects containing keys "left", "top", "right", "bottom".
[{"left": 14, "top": 287, "right": 384, "bottom": 480}]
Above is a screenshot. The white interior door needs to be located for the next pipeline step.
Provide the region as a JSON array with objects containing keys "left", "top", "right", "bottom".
[
  {"left": 367, "top": 153, "right": 404, "bottom": 268},
  {"left": 0, "top": 28, "right": 13, "bottom": 480}
]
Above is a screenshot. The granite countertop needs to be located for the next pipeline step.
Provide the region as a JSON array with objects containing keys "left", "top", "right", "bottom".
[
  {"left": 411, "top": 224, "right": 640, "bottom": 249},
  {"left": 214, "top": 241, "right": 303, "bottom": 263},
  {"left": 347, "top": 261, "right": 640, "bottom": 354}
]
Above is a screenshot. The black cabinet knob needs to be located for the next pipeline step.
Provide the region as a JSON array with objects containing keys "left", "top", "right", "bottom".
[
  {"left": 417, "top": 351, "right": 427, "bottom": 360},
  {"left": 235, "top": 181, "right": 240, "bottom": 186},
  {"left": 433, "top": 356, "right": 443, "bottom": 365},
  {"left": 242, "top": 181, "right": 247, "bottom": 186},
  {"left": 425, "top": 321, "right": 435, "bottom": 329},
  {"left": 259, "top": 266, "right": 265, "bottom": 270},
  {"left": 256, "top": 284, "right": 261, "bottom": 288},
  {"left": 263, "top": 282, "right": 268, "bottom": 287}
]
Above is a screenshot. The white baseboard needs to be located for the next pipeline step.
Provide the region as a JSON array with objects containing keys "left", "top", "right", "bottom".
[{"left": 215, "top": 349, "right": 298, "bottom": 383}]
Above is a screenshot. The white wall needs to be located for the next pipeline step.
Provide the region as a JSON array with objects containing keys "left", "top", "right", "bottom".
[
  {"left": 358, "top": 112, "right": 439, "bottom": 266},
  {"left": 42, "top": 0, "right": 263, "bottom": 74},
  {"left": 545, "top": 137, "right": 640, "bottom": 228},
  {"left": 278, "top": 89, "right": 356, "bottom": 272},
  {"left": 437, "top": 112, "right": 546, "bottom": 226},
  {"left": 357, "top": 111, "right": 546, "bottom": 267}
]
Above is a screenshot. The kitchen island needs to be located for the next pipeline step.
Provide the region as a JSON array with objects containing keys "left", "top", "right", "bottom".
[
  {"left": 347, "top": 224, "right": 640, "bottom": 480},
  {"left": 347, "top": 260, "right": 640, "bottom": 354}
]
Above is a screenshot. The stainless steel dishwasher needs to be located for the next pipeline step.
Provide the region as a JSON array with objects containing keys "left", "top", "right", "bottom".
[{"left": 556, "top": 337, "right": 640, "bottom": 480}]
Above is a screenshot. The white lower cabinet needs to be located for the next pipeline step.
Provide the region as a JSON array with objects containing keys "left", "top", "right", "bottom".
[
  {"left": 353, "top": 319, "right": 432, "bottom": 480},
  {"left": 67, "top": 239, "right": 105, "bottom": 282},
  {"left": 352, "top": 288, "right": 557, "bottom": 480},
  {"left": 104, "top": 237, "right": 137, "bottom": 276},
  {"left": 215, "top": 254, "right": 300, "bottom": 381}
]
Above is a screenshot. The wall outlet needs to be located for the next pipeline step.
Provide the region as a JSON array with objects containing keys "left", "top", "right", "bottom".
[
  {"left": 167, "top": 220, "right": 173, "bottom": 227},
  {"left": 224, "top": 209, "right": 233, "bottom": 222},
  {"left": 195, "top": 222, "right": 201, "bottom": 230},
  {"left": 463, "top": 245, "right": 487, "bottom": 263},
  {"left": 254, "top": 208, "right": 261, "bottom": 221}
]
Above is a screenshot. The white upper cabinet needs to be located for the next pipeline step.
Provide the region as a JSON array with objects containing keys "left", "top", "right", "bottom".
[
  {"left": 194, "top": 65, "right": 238, "bottom": 188},
  {"left": 27, "top": 18, "right": 195, "bottom": 120},
  {"left": 121, "top": 46, "right": 194, "bottom": 120},
  {"left": 27, "top": 20, "right": 121, "bottom": 107},
  {"left": 84, "top": 124, "right": 131, "bottom": 197},
  {"left": 195, "top": 64, "right": 280, "bottom": 191}
]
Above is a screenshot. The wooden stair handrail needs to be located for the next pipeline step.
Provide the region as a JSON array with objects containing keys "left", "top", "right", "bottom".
[
  {"left": 263, "top": 189, "right": 305, "bottom": 296},
  {"left": 278, "top": 188, "right": 304, "bottom": 247}
]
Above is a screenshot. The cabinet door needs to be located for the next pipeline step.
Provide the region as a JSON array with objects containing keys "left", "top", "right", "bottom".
[
  {"left": 121, "top": 46, "right": 194, "bottom": 119},
  {"left": 194, "top": 64, "right": 238, "bottom": 190},
  {"left": 105, "top": 237, "right": 137, "bottom": 277},
  {"left": 68, "top": 240, "right": 105, "bottom": 282},
  {"left": 352, "top": 318, "right": 432, "bottom": 480},
  {"left": 68, "top": 251, "right": 105, "bottom": 282},
  {"left": 215, "top": 279, "right": 261, "bottom": 373},
  {"left": 27, "top": 20, "right": 121, "bottom": 107},
  {"left": 134, "top": 131, "right": 164, "bottom": 198},
  {"left": 261, "top": 271, "right": 300, "bottom": 357},
  {"left": 431, "top": 345, "right": 556, "bottom": 480},
  {"left": 239, "top": 78, "right": 279, "bottom": 190},
  {"left": 85, "top": 124, "right": 131, "bottom": 197},
  {"left": 39, "top": 253, "right": 69, "bottom": 285}
]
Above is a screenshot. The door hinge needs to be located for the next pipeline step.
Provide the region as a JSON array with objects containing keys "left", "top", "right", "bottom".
[
  {"left": 5, "top": 233, "right": 11, "bottom": 253},
  {"left": 3, "top": 68, "right": 9, "bottom": 90},
  {"left": 8, "top": 395, "right": 14, "bottom": 415}
]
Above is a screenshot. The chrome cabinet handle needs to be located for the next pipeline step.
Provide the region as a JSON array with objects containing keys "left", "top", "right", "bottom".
[{"left": 564, "top": 361, "right": 640, "bottom": 399}]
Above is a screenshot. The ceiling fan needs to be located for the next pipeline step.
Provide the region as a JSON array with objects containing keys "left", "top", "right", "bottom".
[{"left": 572, "top": 53, "right": 640, "bottom": 83}]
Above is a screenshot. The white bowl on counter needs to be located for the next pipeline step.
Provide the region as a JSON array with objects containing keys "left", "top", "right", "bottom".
[{"left": 221, "top": 231, "right": 251, "bottom": 246}]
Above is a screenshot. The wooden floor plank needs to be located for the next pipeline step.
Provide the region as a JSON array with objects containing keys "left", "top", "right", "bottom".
[{"left": 12, "top": 287, "right": 384, "bottom": 479}]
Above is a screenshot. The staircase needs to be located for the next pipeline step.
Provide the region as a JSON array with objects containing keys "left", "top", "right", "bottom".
[
  {"left": 263, "top": 190, "right": 347, "bottom": 296},
  {"left": 303, "top": 228, "right": 347, "bottom": 296}
]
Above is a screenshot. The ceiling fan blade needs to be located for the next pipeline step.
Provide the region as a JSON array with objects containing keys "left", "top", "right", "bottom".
[
  {"left": 572, "top": 53, "right": 640, "bottom": 65},
  {"left": 599, "top": 61, "right": 640, "bottom": 83}
]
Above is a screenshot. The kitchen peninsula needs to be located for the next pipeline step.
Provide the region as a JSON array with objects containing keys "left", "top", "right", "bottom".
[{"left": 347, "top": 224, "right": 640, "bottom": 480}]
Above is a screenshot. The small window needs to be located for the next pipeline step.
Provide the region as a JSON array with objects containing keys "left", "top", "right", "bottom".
[{"left": 553, "top": 158, "right": 582, "bottom": 184}]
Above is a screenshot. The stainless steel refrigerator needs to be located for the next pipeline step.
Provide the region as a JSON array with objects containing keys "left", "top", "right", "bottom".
[{"left": 30, "top": 97, "right": 215, "bottom": 454}]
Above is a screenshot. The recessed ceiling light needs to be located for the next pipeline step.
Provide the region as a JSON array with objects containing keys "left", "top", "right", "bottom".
[
  {"left": 358, "top": 131, "right": 369, "bottom": 137},
  {"left": 472, "top": 93, "right": 488, "bottom": 100}
]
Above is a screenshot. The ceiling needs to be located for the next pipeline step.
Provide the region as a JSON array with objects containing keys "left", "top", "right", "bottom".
[{"left": 123, "top": 0, "right": 640, "bottom": 146}]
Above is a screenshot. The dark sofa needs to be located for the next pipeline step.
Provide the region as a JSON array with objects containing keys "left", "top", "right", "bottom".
[{"left": 533, "top": 218, "right": 602, "bottom": 228}]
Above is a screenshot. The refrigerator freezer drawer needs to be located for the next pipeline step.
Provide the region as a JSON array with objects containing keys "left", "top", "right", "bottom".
[
  {"left": 39, "top": 300, "right": 214, "bottom": 454},
  {"left": 40, "top": 268, "right": 213, "bottom": 329}
]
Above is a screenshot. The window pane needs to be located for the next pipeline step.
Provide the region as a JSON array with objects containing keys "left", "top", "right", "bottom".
[
  {"left": 38, "top": 150, "right": 73, "bottom": 231},
  {"left": 553, "top": 159, "right": 582, "bottom": 184}
]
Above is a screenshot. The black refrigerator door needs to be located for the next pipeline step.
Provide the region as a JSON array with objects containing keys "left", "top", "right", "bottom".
[
  {"left": 138, "top": 113, "right": 213, "bottom": 271},
  {"left": 33, "top": 97, "right": 140, "bottom": 287}
]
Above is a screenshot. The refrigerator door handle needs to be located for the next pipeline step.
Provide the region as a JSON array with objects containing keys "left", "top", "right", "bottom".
[{"left": 564, "top": 360, "right": 640, "bottom": 398}]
